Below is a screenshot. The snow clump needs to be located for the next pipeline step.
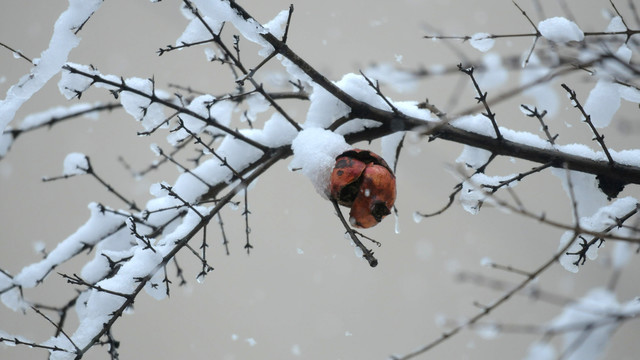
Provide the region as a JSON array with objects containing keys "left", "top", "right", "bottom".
[
  {"left": 289, "top": 128, "right": 351, "bottom": 198},
  {"left": 469, "top": 32, "right": 495, "bottom": 52},
  {"left": 538, "top": 17, "right": 584, "bottom": 43}
]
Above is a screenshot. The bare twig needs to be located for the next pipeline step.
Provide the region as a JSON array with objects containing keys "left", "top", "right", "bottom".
[
  {"left": 331, "top": 200, "right": 378, "bottom": 267},
  {"left": 561, "top": 83, "right": 615, "bottom": 165},
  {"left": 392, "top": 232, "right": 581, "bottom": 360},
  {"left": 520, "top": 104, "right": 557, "bottom": 145},
  {"left": 458, "top": 64, "right": 502, "bottom": 141},
  {"left": 0, "top": 40, "right": 33, "bottom": 63}
]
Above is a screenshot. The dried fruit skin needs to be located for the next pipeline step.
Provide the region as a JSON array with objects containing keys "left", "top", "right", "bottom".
[
  {"left": 329, "top": 149, "right": 396, "bottom": 228},
  {"left": 329, "top": 154, "right": 367, "bottom": 207},
  {"left": 349, "top": 163, "right": 396, "bottom": 228}
]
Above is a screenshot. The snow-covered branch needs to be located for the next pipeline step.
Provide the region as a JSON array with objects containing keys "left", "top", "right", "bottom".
[{"left": 1, "top": 1, "right": 640, "bottom": 359}]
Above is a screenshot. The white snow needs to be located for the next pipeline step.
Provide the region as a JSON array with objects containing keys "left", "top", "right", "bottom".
[
  {"left": 167, "top": 94, "right": 216, "bottom": 145},
  {"left": 469, "top": 32, "right": 495, "bottom": 52},
  {"left": 551, "top": 169, "right": 608, "bottom": 219},
  {"left": 0, "top": 284, "right": 29, "bottom": 313},
  {"left": 158, "top": 207, "right": 207, "bottom": 246},
  {"left": 63, "top": 152, "right": 89, "bottom": 175},
  {"left": 618, "top": 83, "right": 640, "bottom": 103},
  {"left": 191, "top": 0, "right": 279, "bottom": 58},
  {"left": 304, "top": 81, "right": 350, "bottom": 129},
  {"left": 277, "top": 54, "right": 313, "bottom": 85},
  {"left": 147, "top": 107, "right": 294, "bottom": 235},
  {"left": 583, "top": 80, "right": 620, "bottom": 128},
  {"left": 13, "top": 203, "right": 125, "bottom": 288},
  {"left": 119, "top": 77, "right": 167, "bottom": 131},
  {"left": 582, "top": 44, "right": 640, "bottom": 128},
  {"left": 606, "top": 16, "right": 625, "bottom": 32},
  {"left": 149, "top": 181, "right": 169, "bottom": 197},
  {"left": 336, "top": 73, "right": 392, "bottom": 112},
  {"left": 80, "top": 227, "right": 134, "bottom": 284},
  {"left": 145, "top": 265, "right": 168, "bottom": 300},
  {"left": 538, "top": 17, "right": 584, "bottom": 43},
  {"left": 53, "top": 242, "right": 167, "bottom": 358},
  {"left": 149, "top": 143, "right": 162, "bottom": 157},
  {"left": 291, "top": 344, "right": 302, "bottom": 356},
  {"left": 558, "top": 197, "right": 638, "bottom": 272},
  {"left": 19, "top": 103, "right": 98, "bottom": 131},
  {"left": 263, "top": 9, "right": 290, "bottom": 39},
  {"left": 206, "top": 99, "right": 235, "bottom": 135},
  {"left": 5, "top": 1, "right": 640, "bottom": 359},
  {"left": 204, "top": 47, "right": 218, "bottom": 61},
  {"left": 381, "top": 131, "right": 405, "bottom": 172},
  {"left": 550, "top": 288, "right": 620, "bottom": 360},
  {"left": 451, "top": 114, "right": 497, "bottom": 138},
  {"left": 523, "top": 342, "right": 556, "bottom": 360},
  {"left": 456, "top": 145, "right": 492, "bottom": 169},
  {"left": 0, "top": 330, "right": 34, "bottom": 347},
  {"left": 459, "top": 172, "right": 519, "bottom": 215},
  {"left": 60, "top": 65, "right": 172, "bottom": 133},
  {"left": 0, "top": 131, "right": 13, "bottom": 158},
  {"left": 0, "top": 0, "right": 103, "bottom": 134},
  {"left": 177, "top": 16, "right": 222, "bottom": 46},
  {"left": 307, "top": 72, "right": 420, "bottom": 134},
  {"left": 259, "top": 112, "right": 299, "bottom": 147},
  {"left": 58, "top": 63, "right": 100, "bottom": 100},
  {"left": 242, "top": 93, "right": 270, "bottom": 123},
  {"left": 58, "top": 63, "right": 120, "bottom": 99},
  {"left": 475, "top": 322, "right": 500, "bottom": 339},
  {"left": 558, "top": 231, "right": 583, "bottom": 274},
  {"left": 480, "top": 257, "right": 493, "bottom": 267},
  {"left": 289, "top": 128, "right": 351, "bottom": 198}
]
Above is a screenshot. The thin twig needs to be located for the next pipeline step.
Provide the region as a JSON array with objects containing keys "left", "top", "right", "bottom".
[
  {"left": 392, "top": 232, "right": 581, "bottom": 360},
  {"left": 457, "top": 64, "right": 502, "bottom": 141},
  {"left": 331, "top": 200, "right": 378, "bottom": 267},
  {"left": 0, "top": 41, "right": 33, "bottom": 63},
  {"left": 520, "top": 104, "right": 557, "bottom": 145},
  {"left": 561, "top": 83, "right": 615, "bottom": 165}
]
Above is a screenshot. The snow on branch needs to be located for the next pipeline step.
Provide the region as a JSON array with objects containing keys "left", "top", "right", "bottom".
[
  {"left": 2, "top": 0, "right": 640, "bottom": 359},
  {"left": 0, "top": 0, "right": 103, "bottom": 134}
]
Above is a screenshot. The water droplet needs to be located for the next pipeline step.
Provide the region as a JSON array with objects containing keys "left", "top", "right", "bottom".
[
  {"left": 354, "top": 247, "right": 364, "bottom": 258},
  {"left": 32, "top": 241, "right": 46, "bottom": 253},
  {"left": 296, "top": 248, "right": 304, "bottom": 255},
  {"left": 480, "top": 257, "right": 493, "bottom": 267},
  {"left": 394, "top": 211, "right": 400, "bottom": 234},
  {"left": 412, "top": 211, "right": 423, "bottom": 224}
]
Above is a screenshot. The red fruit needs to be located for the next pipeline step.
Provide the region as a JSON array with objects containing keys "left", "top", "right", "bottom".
[{"left": 329, "top": 149, "right": 396, "bottom": 228}]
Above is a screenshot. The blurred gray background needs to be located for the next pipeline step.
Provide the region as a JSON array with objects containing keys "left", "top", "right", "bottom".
[{"left": 1, "top": 1, "right": 639, "bottom": 359}]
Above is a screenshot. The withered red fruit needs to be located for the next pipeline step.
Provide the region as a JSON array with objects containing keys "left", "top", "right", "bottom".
[{"left": 329, "top": 149, "right": 396, "bottom": 228}]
